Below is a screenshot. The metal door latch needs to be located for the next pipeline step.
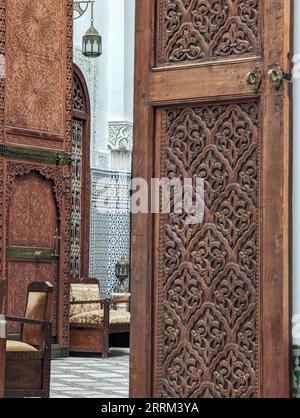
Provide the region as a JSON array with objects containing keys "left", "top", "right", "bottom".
[{"left": 268, "top": 68, "right": 292, "bottom": 88}]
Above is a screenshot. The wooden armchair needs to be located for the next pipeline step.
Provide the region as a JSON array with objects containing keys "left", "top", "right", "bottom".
[
  {"left": 0, "top": 279, "right": 6, "bottom": 399},
  {"left": 0, "top": 278, "right": 5, "bottom": 314},
  {"left": 0, "top": 311, "right": 5, "bottom": 399},
  {"left": 0, "top": 319, "right": 5, "bottom": 399},
  {"left": 4, "top": 281, "right": 53, "bottom": 398},
  {"left": 69, "top": 278, "right": 131, "bottom": 357},
  {"left": 69, "top": 278, "right": 110, "bottom": 357},
  {"left": 110, "top": 294, "right": 130, "bottom": 332}
]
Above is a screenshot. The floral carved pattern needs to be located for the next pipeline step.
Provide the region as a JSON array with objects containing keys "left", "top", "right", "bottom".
[
  {"left": 73, "top": 73, "right": 86, "bottom": 112},
  {"left": 7, "top": 0, "right": 62, "bottom": 58},
  {"left": 212, "top": 264, "right": 255, "bottom": 328},
  {"left": 6, "top": 58, "right": 63, "bottom": 134},
  {"left": 190, "top": 225, "right": 229, "bottom": 287},
  {"left": 189, "top": 305, "right": 228, "bottom": 367},
  {"left": 5, "top": 0, "right": 69, "bottom": 137},
  {"left": 156, "top": 101, "right": 259, "bottom": 397},
  {"left": 193, "top": 146, "right": 230, "bottom": 209},
  {"left": 162, "top": 342, "right": 205, "bottom": 398},
  {"left": 169, "top": 108, "right": 208, "bottom": 170},
  {"left": 165, "top": 263, "right": 204, "bottom": 325},
  {"left": 213, "top": 186, "right": 254, "bottom": 248},
  {"left": 156, "top": 0, "right": 260, "bottom": 64}
]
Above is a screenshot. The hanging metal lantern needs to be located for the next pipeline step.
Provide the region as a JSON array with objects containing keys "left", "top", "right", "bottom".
[
  {"left": 115, "top": 258, "right": 130, "bottom": 280},
  {"left": 82, "top": 24, "right": 102, "bottom": 58},
  {"left": 82, "top": 2, "right": 102, "bottom": 58}
]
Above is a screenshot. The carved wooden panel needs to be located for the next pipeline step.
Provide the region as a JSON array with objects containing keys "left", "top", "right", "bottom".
[
  {"left": 5, "top": 0, "right": 64, "bottom": 134},
  {"left": 6, "top": 173, "right": 59, "bottom": 334},
  {"left": 156, "top": 0, "right": 261, "bottom": 65},
  {"left": 8, "top": 174, "right": 57, "bottom": 248},
  {"left": 4, "top": 0, "right": 73, "bottom": 152},
  {"left": 0, "top": 0, "right": 5, "bottom": 142},
  {"left": 155, "top": 101, "right": 260, "bottom": 398}
]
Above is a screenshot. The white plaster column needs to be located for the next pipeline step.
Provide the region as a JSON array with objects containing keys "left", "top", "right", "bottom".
[
  {"left": 293, "top": 0, "right": 300, "bottom": 346},
  {"left": 107, "top": 0, "right": 135, "bottom": 171}
]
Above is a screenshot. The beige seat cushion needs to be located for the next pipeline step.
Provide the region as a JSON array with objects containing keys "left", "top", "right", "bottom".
[
  {"left": 6, "top": 340, "right": 38, "bottom": 352},
  {"left": 70, "top": 309, "right": 104, "bottom": 325},
  {"left": 110, "top": 310, "right": 131, "bottom": 325},
  {"left": 70, "top": 309, "right": 131, "bottom": 325},
  {"left": 69, "top": 284, "right": 101, "bottom": 317}
]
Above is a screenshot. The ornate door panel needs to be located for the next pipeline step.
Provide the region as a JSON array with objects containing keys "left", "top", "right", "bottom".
[
  {"left": 6, "top": 173, "right": 59, "bottom": 335},
  {"left": 3, "top": 0, "right": 73, "bottom": 151},
  {"left": 131, "top": 1, "right": 292, "bottom": 398}
]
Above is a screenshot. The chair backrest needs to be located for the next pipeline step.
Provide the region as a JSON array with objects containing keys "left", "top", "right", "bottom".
[
  {"left": 22, "top": 282, "right": 53, "bottom": 347},
  {"left": 0, "top": 279, "right": 5, "bottom": 315},
  {"left": 69, "top": 278, "right": 101, "bottom": 317}
]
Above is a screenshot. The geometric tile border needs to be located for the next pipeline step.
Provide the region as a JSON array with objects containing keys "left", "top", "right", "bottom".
[{"left": 89, "top": 169, "right": 131, "bottom": 298}]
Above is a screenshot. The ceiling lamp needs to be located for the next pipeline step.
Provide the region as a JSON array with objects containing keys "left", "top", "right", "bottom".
[{"left": 74, "top": 1, "right": 102, "bottom": 58}]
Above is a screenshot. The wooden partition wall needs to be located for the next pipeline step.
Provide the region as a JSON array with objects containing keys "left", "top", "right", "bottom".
[{"left": 0, "top": 0, "right": 73, "bottom": 350}]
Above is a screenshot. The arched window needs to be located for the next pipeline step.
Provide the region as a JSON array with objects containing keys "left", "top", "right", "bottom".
[{"left": 71, "top": 65, "right": 91, "bottom": 278}]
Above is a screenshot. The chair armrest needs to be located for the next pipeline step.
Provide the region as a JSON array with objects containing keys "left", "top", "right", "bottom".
[
  {"left": 5, "top": 316, "right": 51, "bottom": 326},
  {"left": 70, "top": 299, "right": 110, "bottom": 306},
  {"left": 110, "top": 298, "right": 131, "bottom": 305},
  {"left": 5, "top": 316, "right": 52, "bottom": 352}
]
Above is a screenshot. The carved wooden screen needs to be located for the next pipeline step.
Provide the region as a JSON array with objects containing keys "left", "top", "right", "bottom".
[
  {"left": 0, "top": 0, "right": 73, "bottom": 350},
  {"left": 72, "top": 67, "right": 91, "bottom": 278},
  {"left": 131, "top": 0, "right": 292, "bottom": 398}
]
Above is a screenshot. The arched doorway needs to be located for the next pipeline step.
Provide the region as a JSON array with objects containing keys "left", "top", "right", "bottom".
[
  {"left": 71, "top": 65, "right": 91, "bottom": 278},
  {"left": 6, "top": 172, "right": 59, "bottom": 336}
]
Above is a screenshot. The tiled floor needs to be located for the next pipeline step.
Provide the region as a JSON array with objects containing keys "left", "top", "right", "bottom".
[{"left": 50, "top": 349, "right": 129, "bottom": 398}]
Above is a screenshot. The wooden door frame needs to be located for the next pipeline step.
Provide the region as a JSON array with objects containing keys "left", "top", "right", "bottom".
[
  {"left": 130, "top": 0, "right": 154, "bottom": 397},
  {"left": 72, "top": 64, "right": 91, "bottom": 278},
  {"left": 130, "top": 0, "right": 293, "bottom": 398}
]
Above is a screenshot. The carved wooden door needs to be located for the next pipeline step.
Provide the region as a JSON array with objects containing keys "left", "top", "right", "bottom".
[
  {"left": 71, "top": 67, "right": 91, "bottom": 278},
  {"left": 6, "top": 173, "right": 59, "bottom": 336},
  {"left": 131, "top": 0, "right": 292, "bottom": 398}
]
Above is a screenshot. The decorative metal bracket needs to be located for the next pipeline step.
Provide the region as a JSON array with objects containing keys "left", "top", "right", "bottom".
[
  {"left": 74, "top": 0, "right": 95, "bottom": 20},
  {"left": 0, "top": 145, "right": 71, "bottom": 166},
  {"left": 247, "top": 68, "right": 262, "bottom": 92},
  {"left": 6, "top": 247, "right": 59, "bottom": 261}
]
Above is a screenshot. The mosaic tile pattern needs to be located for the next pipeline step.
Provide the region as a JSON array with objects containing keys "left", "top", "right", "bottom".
[
  {"left": 293, "top": 345, "right": 300, "bottom": 399},
  {"left": 50, "top": 349, "right": 129, "bottom": 398},
  {"left": 89, "top": 169, "right": 131, "bottom": 298}
]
